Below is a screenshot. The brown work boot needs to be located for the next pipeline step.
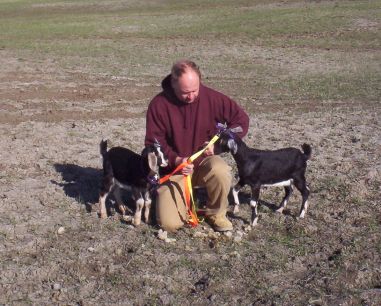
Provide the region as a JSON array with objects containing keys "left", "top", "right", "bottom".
[{"left": 206, "top": 215, "right": 233, "bottom": 232}]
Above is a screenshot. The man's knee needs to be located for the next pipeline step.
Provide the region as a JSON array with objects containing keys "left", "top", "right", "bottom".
[
  {"left": 198, "top": 156, "right": 231, "bottom": 180},
  {"left": 155, "top": 180, "right": 187, "bottom": 232}
]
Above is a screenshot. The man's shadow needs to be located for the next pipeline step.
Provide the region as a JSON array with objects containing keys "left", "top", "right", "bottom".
[{"left": 52, "top": 163, "right": 102, "bottom": 213}]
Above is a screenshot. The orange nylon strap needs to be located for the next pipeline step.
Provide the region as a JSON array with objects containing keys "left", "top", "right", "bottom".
[{"left": 158, "top": 134, "right": 220, "bottom": 226}]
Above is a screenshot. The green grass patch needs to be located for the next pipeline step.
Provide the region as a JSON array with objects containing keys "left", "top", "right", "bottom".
[
  {"left": 1, "top": 0, "right": 379, "bottom": 50},
  {"left": 0, "top": 0, "right": 379, "bottom": 106},
  {"left": 284, "top": 69, "right": 381, "bottom": 102}
]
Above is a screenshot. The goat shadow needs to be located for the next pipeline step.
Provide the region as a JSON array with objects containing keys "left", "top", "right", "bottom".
[
  {"left": 52, "top": 163, "right": 138, "bottom": 215},
  {"left": 52, "top": 163, "right": 102, "bottom": 213}
]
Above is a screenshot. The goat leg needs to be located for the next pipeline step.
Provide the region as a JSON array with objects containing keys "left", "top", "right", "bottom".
[
  {"left": 113, "top": 187, "right": 126, "bottom": 216},
  {"left": 143, "top": 190, "right": 152, "bottom": 224},
  {"left": 250, "top": 186, "right": 261, "bottom": 226},
  {"left": 294, "top": 178, "right": 310, "bottom": 219},
  {"left": 132, "top": 191, "right": 144, "bottom": 226},
  {"left": 99, "top": 193, "right": 108, "bottom": 219},
  {"left": 99, "top": 173, "right": 114, "bottom": 218},
  {"left": 232, "top": 181, "right": 244, "bottom": 214},
  {"left": 276, "top": 185, "right": 293, "bottom": 214},
  {"left": 299, "top": 185, "right": 310, "bottom": 219}
]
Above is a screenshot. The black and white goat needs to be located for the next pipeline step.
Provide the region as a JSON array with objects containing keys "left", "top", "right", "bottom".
[
  {"left": 98, "top": 140, "right": 168, "bottom": 226},
  {"left": 216, "top": 127, "right": 312, "bottom": 226}
]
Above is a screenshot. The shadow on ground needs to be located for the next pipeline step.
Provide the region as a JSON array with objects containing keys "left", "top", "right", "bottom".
[{"left": 52, "top": 163, "right": 102, "bottom": 212}]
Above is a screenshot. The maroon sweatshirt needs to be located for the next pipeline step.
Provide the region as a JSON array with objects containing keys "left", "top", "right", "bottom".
[{"left": 145, "top": 74, "right": 250, "bottom": 174}]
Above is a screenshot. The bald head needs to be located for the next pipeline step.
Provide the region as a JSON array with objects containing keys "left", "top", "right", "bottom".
[{"left": 171, "top": 60, "right": 201, "bottom": 103}]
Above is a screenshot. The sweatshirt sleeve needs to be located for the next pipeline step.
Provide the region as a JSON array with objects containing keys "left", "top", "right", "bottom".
[
  {"left": 145, "top": 98, "right": 178, "bottom": 169},
  {"left": 219, "top": 93, "right": 250, "bottom": 139}
]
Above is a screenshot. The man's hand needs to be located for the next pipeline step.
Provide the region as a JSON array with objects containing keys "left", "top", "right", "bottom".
[
  {"left": 175, "top": 156, "right": 194, "bottom": 176},
  {"left": 203, "top": 142, "right": 214, "bottom": 156}
]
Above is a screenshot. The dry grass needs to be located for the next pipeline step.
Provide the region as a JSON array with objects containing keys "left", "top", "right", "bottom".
[{"left": 0, "top": 0, "right": 380, "bottom": 305}]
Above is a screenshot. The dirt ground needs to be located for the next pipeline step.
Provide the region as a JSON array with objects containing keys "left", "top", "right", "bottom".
[{"left": 0, "top": 47, "right": 380, "bottom": 306}]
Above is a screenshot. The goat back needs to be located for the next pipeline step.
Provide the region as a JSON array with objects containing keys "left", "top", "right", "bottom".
[{"left": 106, "top": 147, "right": 146, "bottom": 186}]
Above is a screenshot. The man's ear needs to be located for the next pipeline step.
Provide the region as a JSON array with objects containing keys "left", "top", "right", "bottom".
[
  {"left": 147, "top": 152, "right": 158, "bottom": 171},
  {"left": 227, "top": 139, "right": 238, "bottom": 154}
]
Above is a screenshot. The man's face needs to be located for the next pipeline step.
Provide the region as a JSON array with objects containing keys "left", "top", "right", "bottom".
[{"left": 172, "top": 69, "right": 200, "bottom": 103}]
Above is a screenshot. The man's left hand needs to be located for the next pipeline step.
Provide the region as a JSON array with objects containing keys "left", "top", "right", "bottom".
[{"left": 203, "top": 143, "right": 214, "bottom": 156}]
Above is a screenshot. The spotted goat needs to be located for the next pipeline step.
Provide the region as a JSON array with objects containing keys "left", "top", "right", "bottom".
[
  {"left": 216, "top": 126, "right": 312, "bottom": 226},
  {"left": 99, "top": 140, "right": 168, "bottom": 225}
]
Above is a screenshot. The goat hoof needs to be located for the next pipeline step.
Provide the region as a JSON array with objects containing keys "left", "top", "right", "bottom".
[
  {"left": 251, "top": 219, "right": 258, "bottom": 227},
  {"left": 233, "top": 206, "right": 240, "bottom": 214},
  {"left": 99, "top": 213, "right": 107, "bottom": 219},
  {"left": 132, "top": 219, "right": 141, "bottom": 226},
  {"left": 276, "top": 208, "right": 284, "bottom": 214}
]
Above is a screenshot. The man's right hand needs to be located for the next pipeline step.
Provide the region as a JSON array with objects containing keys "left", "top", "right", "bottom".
[{"left": 175, "top": 156, "right": 194, "bottom": 176}]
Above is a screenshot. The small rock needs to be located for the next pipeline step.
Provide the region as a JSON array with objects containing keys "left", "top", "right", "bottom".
[
  {"left": 234, "top": 236, "right": 243, "bottom": 243},
  {"left": 157, "top": 229, "right": 168, "bottom": 240},
  {"left": 244, "top": 225, "right": 252, "bottom": 232},
  {"left": 57, "top": 227, "right": 65, "bottom": 235},
  {"left": 230, "top": 251, "right": 241, "bottom": 258},
  {"left": 366, "top": 169, "right": 379, "bottom": 184},
  {"left": 208, "top": 232, "right": 220, "bottom": 239},
  {"left": 193, "top": 231, "right": 207, "bottom": 238},
  {"left": 87, "top": 247, "right": 95, "bottom": 253},
  {"left": 208, "top": 294, "right": 217, "bottom": 302},
  {"left": 52, "top": 283, "right": 61, "bottom": 291},
  {"left": 115, "top": 248, "right": 123, "bottom": 256},
  {"left": 164, "top": 238, "right": 176, "bottom": 243},
  {"left": 221, "top": 254, "right": 229, "bottom": 260},
  {"left": 224, "top": 231, "right": 233, "bottom": 238}
]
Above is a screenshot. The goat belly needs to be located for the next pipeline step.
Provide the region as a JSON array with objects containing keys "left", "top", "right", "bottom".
[
  {"left": 263, "top": 179, "right": 293, "bottom": 187},
  {"left": 114, "top": 177, "right": 147, "bottom": 189}
]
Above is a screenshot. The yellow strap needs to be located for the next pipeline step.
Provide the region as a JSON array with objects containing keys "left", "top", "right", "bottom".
[
  {"left": 188, "top": 135, "right": 220, "bottom": 163},
  {"left": 187, "top": 175, "right": 194, "bottom": 206},
  {"left": 185, "top": 134, "right": 220, "bottom": 224},
  {"left": 158, "top": 133, "right": 221, "bottom": 226}
]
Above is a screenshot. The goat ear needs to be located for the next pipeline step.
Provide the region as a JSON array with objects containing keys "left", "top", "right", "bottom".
[
  {"left": 227, "top": 139, "right": 238, "bottom": 154},
  {"left": 147, "top": 152, "right": 158, "bottom": 171},
  {"left": 229, "top": 126, "right": 243, "bottom": 134}
]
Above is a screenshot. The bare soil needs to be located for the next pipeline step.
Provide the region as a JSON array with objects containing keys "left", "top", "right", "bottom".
[{"left": 0, "top": 48, "right": 380, "bottom": 305}]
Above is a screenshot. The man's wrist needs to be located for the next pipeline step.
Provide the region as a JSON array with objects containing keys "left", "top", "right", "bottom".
[{"left": 175, "top": 156, "right": 183, "bottom": 166}]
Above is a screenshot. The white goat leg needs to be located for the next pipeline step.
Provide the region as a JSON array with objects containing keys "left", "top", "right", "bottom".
[
  {"left": 250, "top": 200, "right": 258, "bottom": 226},
  {"left": 133, "top": 196, "right": 145, "bottom": 226},
  {"left": 143, "top": 191, "right": 152, "bottom": 224},
  {"left": 232, "top": 187, "right": 240, "bottom": 214},
  {"left": 99, "top": 194, "right": 108, "bottom": 219},
  {"left": 299, "top": 186, "right": 310, "bottom": 219},
  {"left": 276, "top": 185, "right": 293, "bottom": 214},
  {"left": 299, "top": 200, "right": 309, "bottom": 219}
]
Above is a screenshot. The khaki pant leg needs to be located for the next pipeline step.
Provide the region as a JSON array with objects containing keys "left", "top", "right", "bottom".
[
  {"left": 155, "top": 174, "right": 188, "bottom": 232},
  {"left": 192, "top": 155, "right": 232, "bottom": 218}
]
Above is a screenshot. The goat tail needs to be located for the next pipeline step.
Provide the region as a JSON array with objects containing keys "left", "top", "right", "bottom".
[
  {"left": 301, "top": 143, "right": 312, "bottom": 160},
  {"left": 100, "top": 139, "right": 108, "bottom": 157},
  {"left": 100, "top": 139, "right": 113, "bottom": 176}
]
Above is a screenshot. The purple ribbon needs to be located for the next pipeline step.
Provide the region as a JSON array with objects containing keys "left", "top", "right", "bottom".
[{"left": 216, "top": 123, "right": 235, "bottom": 139}]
